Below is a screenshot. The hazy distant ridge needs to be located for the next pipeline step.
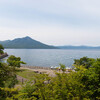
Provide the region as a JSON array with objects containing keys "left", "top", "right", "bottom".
[
  {"left": 1, "top": 36, "right": 100, "bottom": 49},
  {"left": 0, "top": 36, "right": 57, "bottom": 49},
  {"left": 57, "top": 46, "right": 100, "bottom": 49}
]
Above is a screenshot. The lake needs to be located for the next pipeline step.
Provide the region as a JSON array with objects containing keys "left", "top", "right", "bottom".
[{"left": 4, "top": 49, "right": 100, "bottom": 68}]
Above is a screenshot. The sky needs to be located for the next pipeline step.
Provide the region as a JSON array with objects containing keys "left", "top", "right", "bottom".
[{"left": 0, "top": 0, "right": 100, "bottom": 46}]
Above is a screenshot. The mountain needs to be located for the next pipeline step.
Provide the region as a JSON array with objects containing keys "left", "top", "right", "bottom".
[
  {"left": 1, "top": 37, "right": 100, "bottom": 49},
  {"left": 0, "top": 36, "right": 58, "bottom": 49},
  {"left": 57, "top": 45, "right": 100, "bottom": 49}
]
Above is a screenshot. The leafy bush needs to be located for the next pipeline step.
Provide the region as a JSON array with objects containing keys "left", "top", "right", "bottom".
[
  {"left": 7, "top": 55, "right": 26, "bottom": 69},
  {"left": 0, "top": 44, "right": 4, "bottom": 54}
]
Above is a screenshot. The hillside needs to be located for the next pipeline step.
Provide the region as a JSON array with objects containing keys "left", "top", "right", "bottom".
[{"left": 0, "top": 36, "right": 57, "bottom": 49}]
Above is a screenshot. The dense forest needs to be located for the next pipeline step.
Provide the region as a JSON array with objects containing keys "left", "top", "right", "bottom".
[{"left": 0, "top": 45, "right": 100, "bottom": 100}]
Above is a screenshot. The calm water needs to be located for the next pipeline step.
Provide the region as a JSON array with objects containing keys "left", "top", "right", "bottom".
[{"left": 4, "top": 49, "right": 100, "bottom": 68}]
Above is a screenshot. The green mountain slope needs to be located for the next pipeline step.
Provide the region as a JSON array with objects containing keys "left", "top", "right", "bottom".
[{"left": 0, "top": 36, "right": 57, "bottom": 49}]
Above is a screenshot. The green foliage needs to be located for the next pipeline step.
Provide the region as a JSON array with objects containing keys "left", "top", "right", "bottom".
[
  {"left": 74, "top": 56, "right": 95, "bottom": 69},
  {"left": 1, "top": 56, "right": 100, "bottom": 100},
  {"left": 0, "top": 62, "right": 15, "bottom": 87},
  {"left": 74, "top": 57, "right": 100, "bottom": 99},
  {"left": 5, "top": 75, "right": 18, "bottom": 88},
  {"left": 7, "top": 55, "right": 26, "bottom": 68},
  {"left": 19, "top": 82, "right": 37, "bottom": 99},
  {"left": 0, "top": 44, "right": 4, "bottom": 54},
  {"left": 0, "top": 62, "right": 18, "bottom": 99},
  {"left": 59, "top": 64, "right": 66, "bottom": 72},
  {"left": 0, "top": 87, "right": 18, "bottom": 99},
  {"left": 15, "top": 57, "right": 99, "bottom": 100}
]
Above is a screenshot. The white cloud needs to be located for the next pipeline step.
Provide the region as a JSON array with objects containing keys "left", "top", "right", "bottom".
[
  {"left": 0, "top": 0, "right": 100, "bottom": 46},
  {"left": 0, "top": 24, "right": 100, "bottom": 46},
  {"left": 1, "top": 0, "right": 100, "bottom": 16}
]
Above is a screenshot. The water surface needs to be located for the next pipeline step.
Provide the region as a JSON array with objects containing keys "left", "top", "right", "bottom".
[{"left": 4, "top": 49, "right": 100, "bottom": 68}]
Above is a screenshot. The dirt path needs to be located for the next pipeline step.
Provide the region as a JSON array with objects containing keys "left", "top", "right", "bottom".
[
  {"left": 16, "top": 75, "right": 28, "bottom": 83},
  {"left": 14, "top": 75, "right": 28, "bottom": 89}
]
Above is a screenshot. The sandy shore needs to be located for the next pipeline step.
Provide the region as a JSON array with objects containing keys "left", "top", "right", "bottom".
[
  {"left": 20, "top": 66, "right": 56, "bottom": 77},
  {"left": 20, "top": 66, "right": 71, "bottom": 77}
]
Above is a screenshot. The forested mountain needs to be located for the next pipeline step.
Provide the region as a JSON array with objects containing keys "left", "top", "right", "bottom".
[
  {"left": 0, "top": 36, "right": 57, "bottom": 49},
  {"left": 1, "top": 37, "right": 100, "bottom": 49}
]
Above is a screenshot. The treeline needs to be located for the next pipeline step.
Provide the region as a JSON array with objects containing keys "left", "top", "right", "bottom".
[{"left": 0, "top": 45, "right": 100, "bottom": 100}]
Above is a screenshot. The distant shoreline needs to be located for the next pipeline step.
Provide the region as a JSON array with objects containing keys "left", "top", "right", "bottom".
[
  {"left": 4, "top": 48, "right": 59, "bottom": 49},
  {"left": 4, "top": 48, "right": 100, "bottom": 51}
]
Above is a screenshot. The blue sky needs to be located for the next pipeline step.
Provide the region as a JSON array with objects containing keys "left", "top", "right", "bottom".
[{"left": 0, "top": 0, "right": 100, "bottom": 46}]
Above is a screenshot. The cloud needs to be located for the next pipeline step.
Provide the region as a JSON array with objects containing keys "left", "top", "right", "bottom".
[
  {"left": 1, "top": 0, "right": 100, "bottom": 16},
  {"left": 0, "top": 24, "right": 100, "bottom": 46},
  {"left": 1, "top": 0, "right": 100, "bottom": 17},
  {"left": 0, "top": 0, "right": 100, "bottom": 46}
]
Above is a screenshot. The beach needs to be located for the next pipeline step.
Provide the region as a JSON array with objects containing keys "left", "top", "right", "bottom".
[{"left": 20, "top": 65, "right": 72, "bottom": 77}]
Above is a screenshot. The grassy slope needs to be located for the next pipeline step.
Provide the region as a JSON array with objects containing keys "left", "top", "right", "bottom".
[
  {"left": 16, "top": 69, "right": 41, "bottom": 81},
  {"left": 16, "top": 69, "right": 35, "bottom": 80}
]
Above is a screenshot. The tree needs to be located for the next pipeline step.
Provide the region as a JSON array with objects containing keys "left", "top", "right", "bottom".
[
  {"left": 0, "top": 62, "right": 17, "bottom": 88},
  {"left": 74, "top": 56, "right": 95, "bottom": 69},
  {"left": 59, "top": 64, "right": 66, "bottom": 73},
  {"left": 7, "top": 55, "right": 26, "bottom": 69},
  {"left": 0, "top": 62, "right": 10, "bottom": 87},
  {"left": 0, "top": 44, "right": 4, "bottom": 54},
  {"left": 74, "top": 57, "right": 100, "bottom": 99}
]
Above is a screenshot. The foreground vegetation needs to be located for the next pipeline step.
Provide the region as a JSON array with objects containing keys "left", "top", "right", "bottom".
[
  {"left": 0, "top": 45, "right": 100, "bottom": 100},
  {"left": 0, "top": 44, "right": 4, "bottom": 54},
  {"left": 0, "top": 56, "right": 100, "bottom": 100}
]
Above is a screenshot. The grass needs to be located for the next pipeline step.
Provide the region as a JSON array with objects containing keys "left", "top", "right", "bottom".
[
  {"left": 15, "top": 68, "right": 50, "bottom": 87},
  {"left": 16, "top": 69, "right": 37, "bottom": 81}
]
